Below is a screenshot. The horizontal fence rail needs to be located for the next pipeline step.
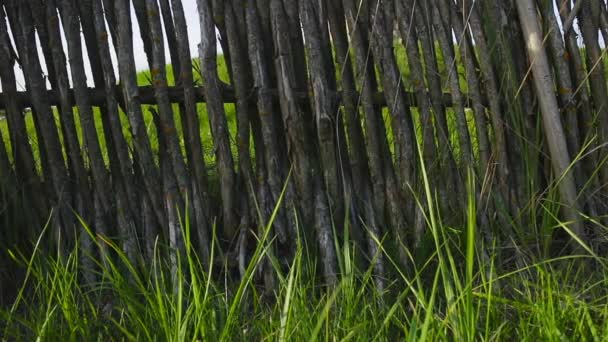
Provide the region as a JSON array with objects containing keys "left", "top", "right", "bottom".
[{"left": 0, "top": 86, "right": 471, "bottom": 108}]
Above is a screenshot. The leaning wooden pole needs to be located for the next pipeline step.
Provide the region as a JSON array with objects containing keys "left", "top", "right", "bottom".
[
  {"left": 0, "top": 4, "right": 44, "bottom": 227},
  {"left": 270, "top": 0, "right": 337, "bottom": 284},
  {"left": 9, "top": 1, "right": 74, "bottom": 247},
  {"left": 515, "top": 0, "right": 585, "bottom": 246},
  {"left": 114, "top": 0, "right": 167, "bottom": 232},
  {"left": 197, "top": 0, "right": 239, "bottom": 242},
  {"left": 171, "top": 0, "right": 211, "bottom": 265},
  {"left": 91, "top": 0, "right": 141, "bottom": 250}
]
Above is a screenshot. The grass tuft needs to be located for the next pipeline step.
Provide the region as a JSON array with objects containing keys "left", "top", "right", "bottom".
[{"left": 2, "top": 171, "right": 608, "bottom": 340}]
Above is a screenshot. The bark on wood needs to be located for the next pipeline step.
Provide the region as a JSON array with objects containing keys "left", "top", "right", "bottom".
[
  {"left": 59, "top": 0, "right": 113, "bottom": 222},
  {"left": 224, "top": 0, "right": 261, "bottom": 243},
  {"left": 78, "top": 0, "right": 131, "bottom": 222},
  {"left": 515, "top": 0, "right": 585, "bottom": 246},
  {"left": 9, "top": 1, "right": 74, "bottom": 245},
  {"left": 578, "top": 0, "right": 608, "bottom": 194},
  {"left": 171, "top": 0, "right": 211, "bottom": 265},
  {"left": 91, "top": 0, "right": 141, "bottom": 234},
  {"left": 0, "top": 6, "right": 44, "bottom": 223},
  {"left": 327, "top": 0, "right": 382, "bottom": 286},
  {"left": 369, "top": 0, "right": 418, "bottom": 266},
  {"left": 271, "top": 0, "right": 337, "bottom": 283},
  {"left": 395, "top": 0, "right": 439, "bottom": 248},
  {"left": 409, "top": 0, "right": 454, "bottom": 176},
  {"left": 0, "top": 85, "right": 466, "bottom": 110},
  {"left": 369, "top": 0, "right": 416, "bottom": 197},
  {"left": 1, "top": 0, "right": 606, "bottom": 291},
  {"left": 244, "top": 0, "right": 289, "bottom": 244},
  {"left": 281, "top": 0, "right": 308, "bottom": 90},
  {"left": 558, "top": 0, "right": 603, "bottom": 224},
  {"left": 341, "top": 0, "right": 388, "bottom": 228},
  {"left": 114, "top": 0, "right": 167, "bottom": 229},
  {"left": 25, "top": 0, "right": 58, "bottom": 89},
  {"left": 343, "top": 0, "right": 410, "bottom": 269},
  {"left": 299, "top": 0, "right": 344, "bottom": 230},
  {"left": 197, "top": 0, "right": 239, "bottom": 242},
  {"left": 131, "top": 0, "right": 154, "bottom": 68},
  {"left": 43, "top": 0, "right": 94, "bottom": 230},
  {"left": 459, "top": 0, "right": 512, "bottom": 209},
  {"left": 448, "top": 0, "right": 491, "bottom": 176},
  {"left": 540, "top": 0, "right": 582, "bottom": 182},
  {"left": 147, "top": 0, "right": 204, "bottom": 260},
  {"left": 432, "top": 0, "right": 472, "bottom": 171}
]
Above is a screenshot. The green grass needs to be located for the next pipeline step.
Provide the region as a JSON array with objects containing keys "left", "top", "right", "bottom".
[{"left": 2, "top": 168, "right": 608, "bottom": 340}]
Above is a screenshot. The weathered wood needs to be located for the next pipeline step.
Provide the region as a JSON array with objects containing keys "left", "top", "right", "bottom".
[
  {"left": 299, "top": 0, "right": 343, "bottom": 231},
  {"left": 0, "top": 4, "right": 43, "bottom": 225},
  {"left": 368, "top": 0, "right": 416, "bottom": 267},
  {"left": 91, "top": 0, "right": 141, "bottom": 234},
  {"left": 460, "top": 0, "right": 513, "bottom": 214},
  {"left": 395, "top": 0, "right": 438, "bottom": 250},
  {"left": 515, "top": 0, "right": 585, "bottom": 246},
  {"left": 158, "top": 0, "right": 180, "bottom": 85},
  {"left": 281, "top": 0, "right": 307, "bottom": 91},
  {"left": 77, "top": 0, "right": 128, "bottom": 211},
  {"left": 578, "top": 0, "right": 608, "bottom": 193},
  {"left": 101, "top": 0, "right": 118, "bottom": 47},
  {"left": 171, "top": 0, "right": 211, "bottom": 265},
  {"left": 198, "top": 0, "right": 239, "bottom": 242},
  {"left": 25, "top": 0, "right": 58, "bottom": 89},
  {"left": 449, "top": 0, "right": 490, "bottom": 175},
  {"left": 342, "top": 0, "right": 388, "bottom": 238},
  {"left": 9, "top": 0, "right": 74, "bottom": 243},
  {"left": 369, "top": 0, "right": 416, "bottom": 196},
  {"left": 271, "top": 0, "right": 338, "bottom": 283},
  {"left": 131, "top": 0, "right": 154, "bottom": 68},
  {"left": 238, "top": 2, "right": 283, "bottom": 289},
  {"left": 558, "top": 0, "right": 603, "bottom": 226},
  {"left": 147, "top": 0, "right": 200, "bottom": 261},
  {"left": 243, "top": 0, "right": 288, "bottom": 244},
  {"left": 114, "top": 0, "right": 167, "bottom": 230},
  {"left": 0, "top": 85, "right": 467, "bottom": 110},
  {"left": 411, "top": 1, "right": 452, "bottom": 161},
  {"left": 212, "top": 0, "right": 233, "bottom": 82},
  {"left": 224, "top": 0, "right": 261, "bottom": 250},
  {"left": 432, "top": 0, "right": 472, "bottom": 170},
  {"left": 327, "top": 0, "right": 383, "bottom": 289},
  {"left": 44, "top": 0, "right": 93, "bottom": 232},
  {"left": 59, "top": 0, "right": 113, "bottom": 221},
  {"left": 269, "top": 0, "right": 315, "bottom": 231},
  {"left": 540, "top": 0, "right": 582, "bottom": 183},
  {"left": 395, "top": 0, "right": 437, "bottom": 171}
]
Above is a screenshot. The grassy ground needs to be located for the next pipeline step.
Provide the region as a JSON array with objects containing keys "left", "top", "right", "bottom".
[{"left": 1, "top": 173, "right": 607, "bottom": 340}]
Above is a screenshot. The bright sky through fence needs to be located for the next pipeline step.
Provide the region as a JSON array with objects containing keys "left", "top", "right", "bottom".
[
  {"left": 2, "top": 0, "right": 204, "bottom": 91},
  {"left": 0, "top": 0, "right": 592, "bottom": 93}
]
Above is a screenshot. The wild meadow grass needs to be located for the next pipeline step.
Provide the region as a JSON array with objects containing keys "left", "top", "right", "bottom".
[{"left": 2, "top": 166, "right": 608, "bottom": 341}]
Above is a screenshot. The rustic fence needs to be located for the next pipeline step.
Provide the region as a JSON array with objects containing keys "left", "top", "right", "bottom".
[{"left": 0, "top": 0, "right": 607, "bottom": 297}]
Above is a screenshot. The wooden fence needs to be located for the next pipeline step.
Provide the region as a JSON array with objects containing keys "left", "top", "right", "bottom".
[{"left": 0, "top": 0, "right": 607, "bottom": 294}]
